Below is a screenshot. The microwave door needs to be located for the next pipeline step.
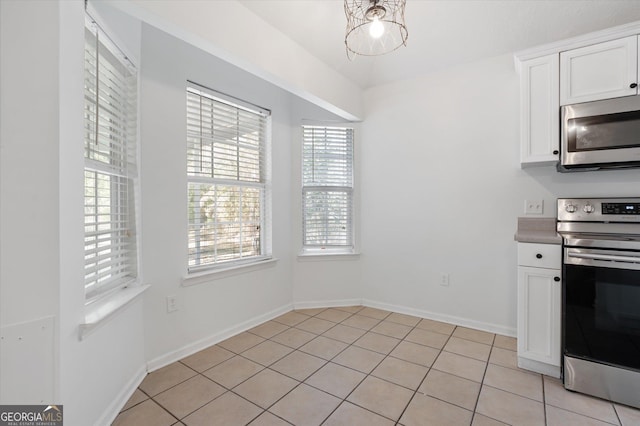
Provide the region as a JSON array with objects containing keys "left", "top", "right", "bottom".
[{"left": 561, "top": 96, "right": 640, "bottom": 169}]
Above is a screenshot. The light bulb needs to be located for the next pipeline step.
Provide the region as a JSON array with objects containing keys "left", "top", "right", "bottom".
[{"left": 369, "top": 17, "right": 385, "bottom": 39}]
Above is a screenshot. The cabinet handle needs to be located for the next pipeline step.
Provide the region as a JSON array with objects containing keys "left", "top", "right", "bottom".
[
  {"left": 553, "top": 150, "right": 559, "bottom": 155},
  {"left": 536, "top": 253, "right": 543, "bottom": 259},
  {"left": 631, "top": 83, "right": 638, "bottom": 89},
  {"left": 554, "top": 276, "right": 560, "bottom": 282}
]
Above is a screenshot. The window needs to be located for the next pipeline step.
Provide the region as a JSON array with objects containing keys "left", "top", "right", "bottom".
[
  {"left": 302, "top": 125, "right": 354, "bottom": 251},
  {"left": 186, "top": 84, "right": 271, "bottom": 272},
  {"left": 83, "top": 17, "right": 138, "bottom": 301}
]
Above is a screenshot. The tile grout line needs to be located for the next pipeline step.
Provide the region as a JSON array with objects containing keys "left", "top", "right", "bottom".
[
  {"left": 258, "top": 307, "right": 363, "bottom": 425},
  {"left": 120, "top": 307, "right": 557, "bottom": 426},
  {"left": 273, "top": 307, "right": 415, "bottom": 424},
  {"left": 394, "top": 323, "right": 464, "bottom": 424},
  {"left": 125, "top": 309, "right": 449, "bottom": 421},
  {"left": 239, "top": 307, "right": 360, "bottom": 425},
  {"left": 468, "top": 332, "right": 496, "bottom": 425},
  {"left": 122, "top": 308, "right": 632, "bottom": 426},
  {"left": 343, "top": 310, "right": 463, "bottom": 424},
  {"left": 542, "top": 373, "right": 548, "bottom": 426},
  {"left": 325, "top": 309, "right": 411, "bottom": 424},
  {"left": 284, "top": 306, "right": 387, "bottom": 425}
]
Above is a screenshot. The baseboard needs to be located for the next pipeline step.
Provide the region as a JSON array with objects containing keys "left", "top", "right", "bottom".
[
  {"left": 146, "top": 303, "right": 293, "bottom": 372},
  {"left": 361, "top": 299, "right": 516, "bottom": 337},
  {"left": 145, "top": 297, "right": 514, "bottom": 373},
  {"left": 101, "top": 297, "right": 515, "bottom": 424},
  {"left": 96, "top": 363, "right": 147, "bottom": 426},
  {"left": 293, "top": 298, "right": 363, "bottom": 310},
  {"left": 518, "top": 356, "right": 561, "bottom": 378}
]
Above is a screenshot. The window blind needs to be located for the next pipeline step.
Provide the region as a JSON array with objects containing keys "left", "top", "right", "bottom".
[
  {"left": 187, "top": 84, "right": 271, "bottom": 270},
  {"left": 302, "top": 126, "right": 354, "bottom": 248},
  {"left": 84, "top": 18, "right": 138, "bottom": 301}
]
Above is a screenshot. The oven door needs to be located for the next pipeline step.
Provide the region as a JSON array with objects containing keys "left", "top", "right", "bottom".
[{"left": 563, "top": 245, "right": 640, "bottom": 370}]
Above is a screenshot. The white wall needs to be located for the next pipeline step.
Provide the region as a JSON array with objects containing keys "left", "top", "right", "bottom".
[
  {"left": 0, "top": 0, "right": 61, "bottom": 338},
  {"left": 110, "top": 0, "right": 363, "bottom": 121},
  {"left": 289, "top": 100, "right": 363, "bottom": 307},
  {"left": 59, "top": 1, "right": 146, "bottom": 425},
  {"left": 1, "top": 2, "right": 148, "bottom": 425},
  {"left": 139, "top": 24, "right": 303, "bottom": 367},
  {"left": 58, "top": 3, "right": 148, "bottom": 426},
  {"left": 0, "top": 0, "right": 61, "bottom": 403},
  {"left": 4, "top": 1, "right": 640, "bottom": 422},
  {"left": 360, "top": 53, "right": 640, "bottom": 335}
]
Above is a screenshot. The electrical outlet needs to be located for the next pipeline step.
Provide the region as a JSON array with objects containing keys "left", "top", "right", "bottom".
[
  {"left": 440, "top": 273, "right": 450, "bottom": 287},
  {"left": 524, "top": 199, "right": 544, "bottom": 215},
  {"left": 166, "top": 295, "right": 178, "bottom": 313}
]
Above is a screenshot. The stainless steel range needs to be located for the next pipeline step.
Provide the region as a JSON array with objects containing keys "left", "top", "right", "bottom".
[{"left": 557, "top": 198, "right": 640, "bottom": 409}]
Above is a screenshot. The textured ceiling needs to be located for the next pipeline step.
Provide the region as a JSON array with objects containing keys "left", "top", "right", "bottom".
[{"left": 238, "top": 0, "right": 640, "bottom": 89}]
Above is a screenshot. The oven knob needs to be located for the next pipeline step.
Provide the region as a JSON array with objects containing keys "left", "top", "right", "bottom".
[
  {"left": 583, "top": 204, "right": 595, "bottom": 213},
  {"left": 565, "top": 204, "right": 577, "bottom": 213}
]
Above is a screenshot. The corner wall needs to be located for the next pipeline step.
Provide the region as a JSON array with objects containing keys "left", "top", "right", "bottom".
[
  {"left": 360, "top": 53, "right": 640, "bottom": 335},
  {"left": 58, "top": 3, "right": 148, "bottom": 426},
  {"left": 139, "top": 24, "right": 298, "bottom": 367},
  {"left": 1, "top": 2, "right": 149, "bottom": 426}
]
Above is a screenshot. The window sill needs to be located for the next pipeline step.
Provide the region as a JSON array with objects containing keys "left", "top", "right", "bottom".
[
  {"left": 297, "top": 251, "right": 361, "bottom": 261},
  {"left": 182, "top": 257, "right": 278, "bottom": 287},
  {"left": 79, "top": 284, "right": 150, "bottom": 340}
]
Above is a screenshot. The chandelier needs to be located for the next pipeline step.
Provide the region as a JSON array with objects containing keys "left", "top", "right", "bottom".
[{"left": 344, "top": 0, "right": 408, "bottom": 60}]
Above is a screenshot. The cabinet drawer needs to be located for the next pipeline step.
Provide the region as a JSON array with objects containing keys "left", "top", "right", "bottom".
[{"left": 518, "top": 243, "right": 561, "bottom": 269}]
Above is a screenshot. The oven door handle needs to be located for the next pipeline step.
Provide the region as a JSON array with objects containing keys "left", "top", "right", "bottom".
[{"left": 567, "top": 251, "right": 640, "bottom": 264}]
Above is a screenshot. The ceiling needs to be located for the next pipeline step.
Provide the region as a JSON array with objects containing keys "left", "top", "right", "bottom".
[{"left": 238, "top": 0, "right": 640, "bottom": 89}]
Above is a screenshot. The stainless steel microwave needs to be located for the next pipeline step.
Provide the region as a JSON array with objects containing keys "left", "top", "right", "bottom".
[{"left": 560, "top": 95, "right": 640, "bottom": 171}]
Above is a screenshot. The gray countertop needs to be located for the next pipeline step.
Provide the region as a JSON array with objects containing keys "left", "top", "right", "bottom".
[{"left": 514, "top": 217, "right": 561, "bottom": 245}]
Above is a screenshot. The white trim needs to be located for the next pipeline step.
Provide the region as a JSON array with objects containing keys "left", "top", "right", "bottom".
[
  {"left": 80, "top": 284, "right": 150, "bottom": 340},
  {"left": 301, "top": 119, "right": 360, "bottom": 127},
  {"left": 146, "top": 303, "right": 292, "bottom": 372},
  {"left": 361, "top": 299, "right": 516, "bottom": 337},
  {"left": 182, "top": 257, "right": 278, "bottom": 286},
  {"left": 86, "top": 1, "right": 138, "bottom": 67},
  {"left": 292, "top": 299, "right": 516, "bottom": 336},
  {"left": 514, "top": 20, "right": 640, "bottom": 65},
  {"left": 297, "top": 252, "right": 361, "bottom": 261},
  {"left": 95, "top": 363, "right": 147, "bottom": 426},
  {"left": 518, "top": 356, "right": 561, "bottom": 378},
  {"left": 293, "top": 299, "right": 364, "bottom": 310}
]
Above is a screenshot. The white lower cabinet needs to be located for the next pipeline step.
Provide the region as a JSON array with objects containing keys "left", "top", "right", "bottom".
[{"left": 517, "top": 243, "right": 561, "bottom": 378}]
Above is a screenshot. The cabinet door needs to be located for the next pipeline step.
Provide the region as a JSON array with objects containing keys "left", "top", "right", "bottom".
[
  {"left": 517, "top": 266, "right": 561, "bottom": 366},
  {"left": 560, "top": 36, "right": 638, "bottom": 105},
  {"left": 519, "top": 54, "right": 560, "bottom": 166}
]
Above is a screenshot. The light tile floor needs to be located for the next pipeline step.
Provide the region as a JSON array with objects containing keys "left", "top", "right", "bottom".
[{"left": 113, "top": 306, "right": 640, "bottom": 426}]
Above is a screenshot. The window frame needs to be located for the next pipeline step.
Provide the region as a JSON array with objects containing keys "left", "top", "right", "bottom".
[
  {"left": 301, "top": 125, "right": 356, "bottom": 255},
  {"left": 186, "top": 83, "right": 272, "bottom": 274},
  {"left": 83, "top": 14, "right": 140, "bottom": 303}
]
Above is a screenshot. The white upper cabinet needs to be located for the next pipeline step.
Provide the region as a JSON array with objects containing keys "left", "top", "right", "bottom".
[
  {"left": 519, "top": 54, "right": 560, "bottom": 166},
  {"left": 515, "top": 22, "right": 640, "bottom": 167},
  {"left": 560, "top": 35, "right": 638, "bottom": 105}
]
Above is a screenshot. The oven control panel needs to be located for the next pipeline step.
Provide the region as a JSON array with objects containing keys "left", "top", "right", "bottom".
[
  {"left": 602, "top": 203, "right": 640, "bottom": 215},
  {"left": 558, "top": 198, "right": 640, "bottom": 222}
]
